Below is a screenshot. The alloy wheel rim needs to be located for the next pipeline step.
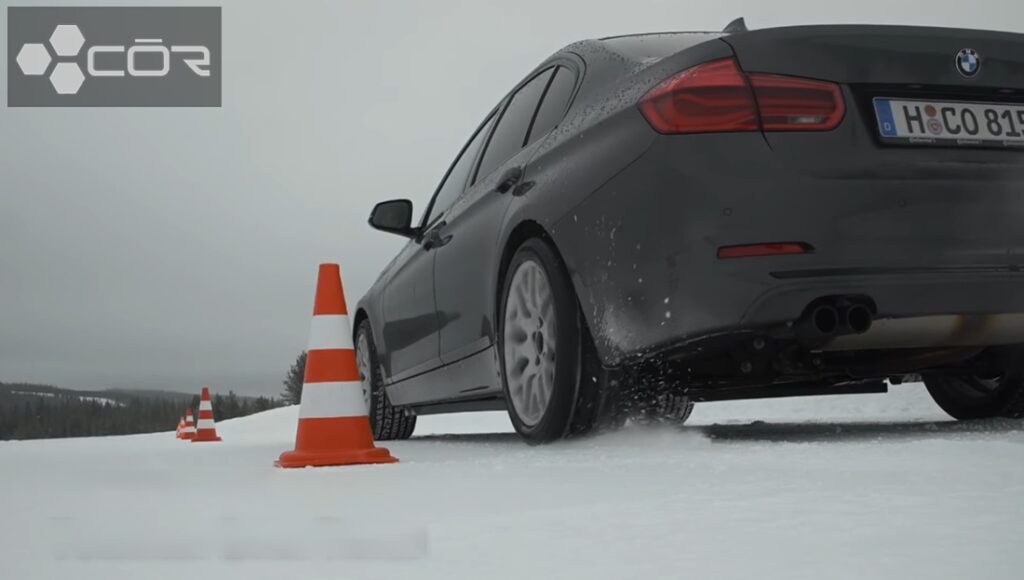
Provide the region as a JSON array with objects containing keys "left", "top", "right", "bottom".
[
  {"left": 503, "top": 259, "right": 557, "bottom": 427},
  {"left": 355, "top": 332, "right": 373, "bottom": 413}
]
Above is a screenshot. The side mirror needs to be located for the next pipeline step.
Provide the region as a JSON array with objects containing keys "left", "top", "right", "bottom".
[{"left": 368, "top": 199, "right": 418, "bottom": 238}]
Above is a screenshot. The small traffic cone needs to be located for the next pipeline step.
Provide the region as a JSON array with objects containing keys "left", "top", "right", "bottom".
[
  {"left": 277, "top": 263, "right": 397, "bottom": 468},
  {"left": 192, "top": 388, "right": 222, "bottom": 442},
  {"left": 175, "top": 417, "right": 185, "bottom": 439},
  {"left": 181, "top": 408, "right": 196, "bottom": 441}
]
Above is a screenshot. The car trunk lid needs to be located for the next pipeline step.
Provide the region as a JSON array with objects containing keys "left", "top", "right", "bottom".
[
  {"left": 721, "top": 25, "right": 1024, "bottom": 89},
  {"left": 716, "top": 25, "right": 1024, "bottom": 167}
]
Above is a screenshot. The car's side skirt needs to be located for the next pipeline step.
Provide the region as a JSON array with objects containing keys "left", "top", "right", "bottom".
[
  {"left": 385, "top": 344, "right": 504, "bottom": 407},
  {"left": 410, "top": 397, "right": 507, "bottom": 416}
]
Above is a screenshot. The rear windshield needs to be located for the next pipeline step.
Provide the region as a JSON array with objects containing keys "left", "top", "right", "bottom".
[{"left": 601, "top": 32, "right": 723, "bottom": 63}]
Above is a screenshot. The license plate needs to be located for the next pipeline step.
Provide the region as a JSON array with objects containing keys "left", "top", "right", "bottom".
[{"left": 873, "top": 98, "right": 1024, "bottom": 147}]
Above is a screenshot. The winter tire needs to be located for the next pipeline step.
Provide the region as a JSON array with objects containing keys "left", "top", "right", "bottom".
[
  {"left": 498, "top": 238, "right": 586, "bottom": 444},
  {"left": 355, "top": 319, "right": 417, "bottom": 440}
]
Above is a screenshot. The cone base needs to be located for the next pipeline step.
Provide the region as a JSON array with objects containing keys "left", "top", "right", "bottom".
[
  {"left": 276, "top": 446, "right": 397, "bottom": 468},
  {"left": 191, "top": 435, "right": 221, "bottom": 442}
]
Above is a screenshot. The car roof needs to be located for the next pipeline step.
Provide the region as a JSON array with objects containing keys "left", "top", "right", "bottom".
[
  {"left": 556, "top": 32, "right": 726, "bottom": 78},
  {"left": 595, "top": 31, "right": 727, "bottom": 63},
  {"left": 550, "top": 31, "right": 726, "bottom": 96}
]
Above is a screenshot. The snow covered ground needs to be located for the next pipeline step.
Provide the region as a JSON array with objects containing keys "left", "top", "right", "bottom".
[{"left": 2, "top": 383, "right": 1023, "bottom": 580}]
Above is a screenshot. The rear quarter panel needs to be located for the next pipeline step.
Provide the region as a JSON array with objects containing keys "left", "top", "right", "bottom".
[{"left": 510, "top": 39, "right": 738, "bottom": 363}]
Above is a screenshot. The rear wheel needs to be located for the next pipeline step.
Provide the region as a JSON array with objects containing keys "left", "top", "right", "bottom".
[
  {"left": 923, "top": 373, "right": 1024, "bottom": 420},
  {"left": 499, "top": 240, "right": 578, "bottom": 444},
  {"left": 355, "top": 320, "right": 416, "bottom": 440},
  {"left": 500, "top": 237, "right": 632, "bottom": 443}
]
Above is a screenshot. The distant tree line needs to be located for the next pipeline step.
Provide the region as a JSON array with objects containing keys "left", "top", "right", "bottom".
[
  {"left": 281, "top": 351, "right": 306, "bottom": 405},
  {"left": 0, "top": 382, "right": 284, "bottom": 440},
  {"left": 187, "top": 391, "right": 281, "bottom": 422}
]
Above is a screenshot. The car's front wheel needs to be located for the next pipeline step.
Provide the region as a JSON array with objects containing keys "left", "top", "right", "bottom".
[
  {"left": 355, "top": 319, "right": 416, "bottom": 440},
  {"left": 923, "top": 373, "right": 1024, "bottom": 420}
]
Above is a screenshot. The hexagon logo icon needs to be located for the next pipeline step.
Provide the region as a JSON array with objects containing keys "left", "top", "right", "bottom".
[
  {"left": 49, "top": 62, "right": 85, "bottom": 95},
  {"left": 49, "top": 24, "right": 85, "bottom": 57},
  {"left": 8, "top": 6, "right": 221, "bottom": 106},
  {"left": 16, "top": 43, "right": 52, "bottom": 76}
]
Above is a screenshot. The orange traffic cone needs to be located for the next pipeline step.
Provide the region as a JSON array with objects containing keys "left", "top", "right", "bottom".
[
  {"left": 175, "top": 417, "right": 185, "bottom": 439},
  {"left": 181, "top": 408, "right": 196, "bottom": 441},
  {"left": 277, "top": 263, "right": 397, "bottom": 468},
  {"left": 192, "top": 388, "right": 222, "bottom": 442}
]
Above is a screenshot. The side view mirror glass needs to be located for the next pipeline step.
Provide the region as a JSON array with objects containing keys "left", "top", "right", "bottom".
[{"left": 368, "top": 199, "right": 417, "bottom": 238}]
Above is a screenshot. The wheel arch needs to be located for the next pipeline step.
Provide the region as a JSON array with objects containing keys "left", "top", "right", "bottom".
[
  {"left": 496, "top": 221, "right": 556, "bottom": 323},
  {"left": 352, "top": 307, "right": 369, "bottom": 342},
  {"left": 494, "top": 219, "right": 596, "bottom": 350}
]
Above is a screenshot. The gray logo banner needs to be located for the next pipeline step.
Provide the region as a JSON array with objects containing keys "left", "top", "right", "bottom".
[{"left": 8, "top": 6, "right": 221, "bottom": 107}]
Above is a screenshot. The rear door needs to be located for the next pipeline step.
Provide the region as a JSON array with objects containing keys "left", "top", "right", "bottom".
[
  {"left": 434, "top": 65, "right": 578, "bottom": 366},
  {"left": 379, "top": 112, "right": 497, "bottom": 382}
]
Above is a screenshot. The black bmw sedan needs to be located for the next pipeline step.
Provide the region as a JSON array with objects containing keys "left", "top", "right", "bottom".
[{"left": 354, "top": 20, "right": 1024, "bottom": 443}]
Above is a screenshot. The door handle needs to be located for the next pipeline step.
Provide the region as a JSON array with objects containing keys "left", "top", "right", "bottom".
[
  {"left": 422, "top": 221, "right": 452, "bottom": 250},
  {"left": 495, "top": 166, "right": 523, "bottom": 194}
]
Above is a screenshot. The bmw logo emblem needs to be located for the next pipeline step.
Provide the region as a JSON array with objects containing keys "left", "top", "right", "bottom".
[{"left": 956, "top": 48, "right": 981, "bottom": 77}]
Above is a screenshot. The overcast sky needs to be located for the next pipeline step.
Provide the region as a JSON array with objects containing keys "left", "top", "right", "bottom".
[{"left": 2, "top": 0, "right": 1023, "bottom": 396}]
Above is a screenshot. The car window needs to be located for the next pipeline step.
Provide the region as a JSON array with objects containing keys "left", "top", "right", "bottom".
[
  {"left": 473, "top": 68, "right": 555, "bottom": 184},
  {"left": 526, "top": 66, "right": 576, "bottom": 145},
  {"left": 422, "top": 112, "right": 497, "bottom": 226}
]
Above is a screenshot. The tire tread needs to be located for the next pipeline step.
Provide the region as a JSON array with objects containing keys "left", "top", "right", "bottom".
[{"left": 357, "top": 320, "right": 417, "bottom": 441}]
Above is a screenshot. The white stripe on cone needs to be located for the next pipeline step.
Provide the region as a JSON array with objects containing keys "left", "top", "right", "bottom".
[
  {"left": 298, "top": 381, "right": 367, "bottom": 419},
  {"left": 199, "top": 400, "right": 212, "bottom": 411},
  {"left": 196, "top": 419, "right": 216, "bottom": 429},
  {"left": 183, "top": 426, "right": 196, "bottom": 433},
  {"left": 307, "top": 315, "right": 354, "bottom": 350}
]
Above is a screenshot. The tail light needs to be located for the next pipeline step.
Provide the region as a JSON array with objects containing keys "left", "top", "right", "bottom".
[
  {"left": 748, "top": 74, "right": 845, "bottom": 131},
  {"left": 637, "top": 58, "right": 759, "bottom": 134},
  {"left": 639, "top": 58, "right": 845, "bottom": 134}
]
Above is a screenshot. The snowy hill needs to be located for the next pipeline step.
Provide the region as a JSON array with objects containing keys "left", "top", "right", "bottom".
[{"left": 2, "top": 383, "right": 1023, "bottom": 580}]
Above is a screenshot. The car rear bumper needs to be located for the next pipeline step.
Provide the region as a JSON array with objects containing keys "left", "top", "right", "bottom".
[{"left": 552, "top": 126, "right": 1024, "bottom": 365}]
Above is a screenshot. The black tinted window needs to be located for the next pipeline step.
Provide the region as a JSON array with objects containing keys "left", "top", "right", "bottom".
[
  {"left": 474, "top": 68, "right": 554, "bottom": 183},
  {"left": 527, "top": 66, "right": 575, "bottom": 145},
  {"left": 424, "top": 113, "right": 497, "bottom": 225}
]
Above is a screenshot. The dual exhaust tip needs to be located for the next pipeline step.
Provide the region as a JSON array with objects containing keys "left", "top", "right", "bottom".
[{"left": 799, "top": 300, "right": 874, "bottom": 339}]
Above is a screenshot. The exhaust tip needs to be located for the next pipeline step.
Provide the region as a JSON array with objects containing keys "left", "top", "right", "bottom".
[
  {"left": 845, "top": 304, "right": 873, "bottom": 334},
  {"left": 811, "top": 305, "right": 840, "bottom": 335}
]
